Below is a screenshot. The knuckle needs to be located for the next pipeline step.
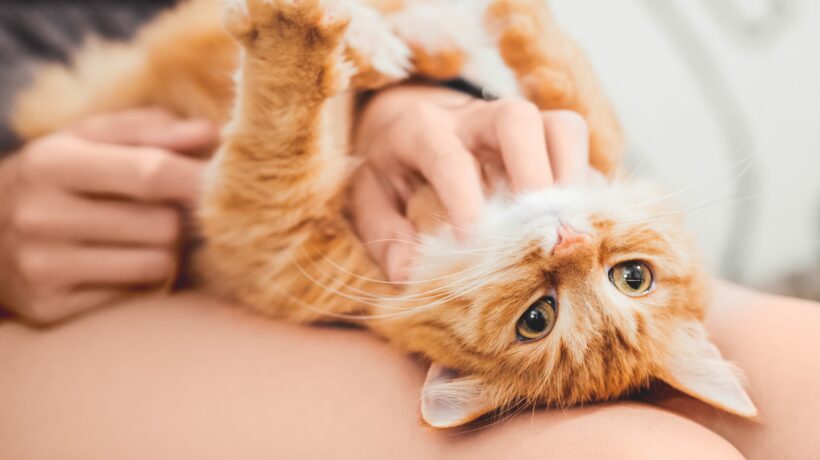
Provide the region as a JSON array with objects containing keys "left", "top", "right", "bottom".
[
  {"left": 546, "top": 109, "right": 589, "bottom": 137},
  {"left": 76, "top": 114, "right": 107, "bottom": 136},
  {"left": 15, "top": 246, "right": 51, "bottom": 286},
  {"left": 409, "top": 102, "right": 442, "bottom": 128},
  {"left": 430, "top": 138, "right": 469, "bottom": 164},
  {"left": 19, "top": 144, "right": 51, "bottom": 179},
  {"left": 10, "top": 205, "right": 46, "bottom": 236},
  {"left": 432, "top": 147, "right": 462, "bottom": 166},
  {"left": 495, "top": 99, "right": 541, "bottom": 121},
  {"left": 23, "top": 299, "right": 60, "bottom": 325},
  {"left": 141, "top": 251, "right": 175, "bottom": 278},
  {"left": 135, "top": 149, "right": 170, "bottom": 199},
  {"left": 431, "top": 149, "right": 472, "bottom": 182},
  {"left": 152, "top": 209, "right": 182, "bottom": 245},
  {"left": 19, "top": 134, "right": 77, "bottom": 180}
]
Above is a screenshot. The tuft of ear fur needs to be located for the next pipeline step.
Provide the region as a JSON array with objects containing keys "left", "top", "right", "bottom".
[
  {"left": 660, "top": 322, "right": 757, "bottom": 418},
  {"left": 420, "top": 363, "right": 495, "bottom": 428}
]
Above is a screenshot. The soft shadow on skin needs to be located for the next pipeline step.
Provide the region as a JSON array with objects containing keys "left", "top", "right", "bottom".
[
  {"left": 639, "top": 379, "right": 763, "bottom": 437},
  {"left": 8, "top": 286, "right": 167, "bottom": 331}
]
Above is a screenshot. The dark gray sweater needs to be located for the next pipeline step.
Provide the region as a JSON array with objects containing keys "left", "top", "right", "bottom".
[{"left": 0, "top": 0, "right": 179, "bottom": 155}]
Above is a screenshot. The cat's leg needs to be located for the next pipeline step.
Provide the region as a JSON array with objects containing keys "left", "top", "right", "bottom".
[
  {"left": 485, "top": 0, "right": 626, "bottom": 175},
  {"left": 198, "top": 0, "right": 393, "bottom": 323}
]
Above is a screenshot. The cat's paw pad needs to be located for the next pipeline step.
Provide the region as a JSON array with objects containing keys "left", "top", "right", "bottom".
[{"left": 223, "top": 0, "right": 351, "bottom": 50}]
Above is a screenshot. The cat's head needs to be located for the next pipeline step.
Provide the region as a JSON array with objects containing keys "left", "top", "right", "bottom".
[{"left": 393, "top": 180, "right": 756, "bottom": 428}]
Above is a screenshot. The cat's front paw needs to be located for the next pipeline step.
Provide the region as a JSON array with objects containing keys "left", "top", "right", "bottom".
[
  {"left": 223, "top": 0, "right": 353, "bottom": 95},
  {"left": 223, "top": 0, "right": 350, "bottom": 52}
]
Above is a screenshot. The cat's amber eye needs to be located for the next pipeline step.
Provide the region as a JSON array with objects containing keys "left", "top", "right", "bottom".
[
  {"left": 609, "top": 261, "right": 654, "bottom": 296},
  {"left": 516, "top": 296, "right": 557, "bottom": 342}
]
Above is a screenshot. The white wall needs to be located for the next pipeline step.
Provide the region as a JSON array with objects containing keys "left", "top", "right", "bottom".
[{"left": 550, "top": 0, "right": 820, "bottom": 286}]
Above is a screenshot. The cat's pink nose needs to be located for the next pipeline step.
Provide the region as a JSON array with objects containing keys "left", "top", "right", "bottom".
[{"left": 554, "top": 222, "right": 590, "bottom": 253}]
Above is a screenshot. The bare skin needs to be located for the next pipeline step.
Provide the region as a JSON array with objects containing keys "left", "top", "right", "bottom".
[
  {"left": 0, "top": 109, "right": 214, "bottom": 323},
  {"left": 1, "top": 282, "right": 817, "bottom": 459}
]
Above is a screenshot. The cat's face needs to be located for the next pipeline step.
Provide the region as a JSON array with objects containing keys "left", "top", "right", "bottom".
[{"left": 392, "top": 181, "right": 756, "bottom": 428}]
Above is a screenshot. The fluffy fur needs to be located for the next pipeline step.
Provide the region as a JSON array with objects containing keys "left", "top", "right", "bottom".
[{"left": 8, "top": 0, "right": 756, "bottom": 427}]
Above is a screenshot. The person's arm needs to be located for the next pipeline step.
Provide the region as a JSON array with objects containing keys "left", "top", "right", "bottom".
[{"left": 0, "top": 108, "right": 214, "bottom": 324}]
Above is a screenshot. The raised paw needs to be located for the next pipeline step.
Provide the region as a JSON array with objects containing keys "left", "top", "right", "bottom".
[
  {"left": 223, "top": 0, "right": 350, "bottom": 52},
  {"left": 223, "top": 0, "right": 353, "bottom": 96}
]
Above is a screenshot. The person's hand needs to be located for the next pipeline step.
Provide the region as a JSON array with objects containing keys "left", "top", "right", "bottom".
[
  {"left": 350, "top": 85, "right": 591, "bottom": 281},
  {"left": 0, "top": 108, "right": 215, "bottom": 324}
]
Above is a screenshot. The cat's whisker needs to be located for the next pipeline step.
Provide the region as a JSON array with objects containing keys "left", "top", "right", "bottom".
[
  {"left": 362, "top": 237, "right": 520, "bottom": 256},
  {"left": 357, "top": 261, "right": 520, "bottom": 318},
  {"left": 619, "top": 193, "right": 760, "bottom": 225},
  {"left": 442, "top": 399, "right": 533, "bottom": 437},
  {"left": 427, "top": 213, "right": 519, "bottom": 242},
  {"left": 313, "top": 252, "right": 511, "bottom": 300},
  {"left": 620, "top": 155, "right": 754, "bottom": 210},
  {"left": 292, "top": 250, "right": 451, "bottom": 308},
  {"left": 311, "top": 242, "right": 520, "bottom": 288},
  {"left": 662, "top": 191, "right": 759, "bottom": 216},
  {"left": 292, "top": 248, "right": 521, "bottom": 318},
  {"left": 395, "top": 227, "right": 524, "bottom": 256},
  {"left": 301, "top": 246, "right": 518, "bottom": 304},
  {"left": 255, "top": 276, "right": 407, "bottom": 321},
  {"left": 621, "top": 156, "right": 652, "bottom": 182},
  {"left": 377, "top": 228, "right": 523, "bottom": 259},
  {"left": 368, "top": 258, "right": 521, "bottom": 305}
]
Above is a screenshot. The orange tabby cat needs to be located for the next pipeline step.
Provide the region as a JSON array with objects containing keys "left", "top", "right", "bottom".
[{"left": 8, "top": 0, "right": 756, "bottom": 427}]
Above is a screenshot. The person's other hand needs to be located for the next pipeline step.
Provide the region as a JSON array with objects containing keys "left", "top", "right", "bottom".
[
  {"left": 0, "top": 108, "right": 215, "bottom": 324},
  {"left": 350, "top": 85, "right": 591, "bottom": 281}
]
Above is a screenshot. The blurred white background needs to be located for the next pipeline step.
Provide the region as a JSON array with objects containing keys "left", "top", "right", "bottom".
[{"left": 550, "top": 0, "right": 820, "bottom": 297}]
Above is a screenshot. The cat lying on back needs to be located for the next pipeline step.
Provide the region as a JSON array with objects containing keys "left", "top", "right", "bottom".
[{"left": 9, "top": 0, "right": 756, "bottom": 427}]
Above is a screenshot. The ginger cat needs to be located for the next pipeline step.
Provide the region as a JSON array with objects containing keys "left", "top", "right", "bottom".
[{"left": 8, "top": 0, "right": 756, "bottom": 427}]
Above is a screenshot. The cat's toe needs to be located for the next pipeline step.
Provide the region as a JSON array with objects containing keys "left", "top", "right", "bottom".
[{"left": 223, "top": 0, "right": 351, "bottom": 48}]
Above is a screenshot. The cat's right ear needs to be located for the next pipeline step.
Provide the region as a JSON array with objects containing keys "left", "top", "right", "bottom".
[
  {"left": 420, "top": 363, "right": 495, "bottom": 428},
  {"left": 659, "top": 322, "right": 757, "bottom": 418}
]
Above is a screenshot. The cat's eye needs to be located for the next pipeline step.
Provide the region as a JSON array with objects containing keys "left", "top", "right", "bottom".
[
  {"left": 609, "top": 261, "right": 654, "bottom": 296},
  {"left": 516, "top": 296, "right": 557, "bottom": 342}
]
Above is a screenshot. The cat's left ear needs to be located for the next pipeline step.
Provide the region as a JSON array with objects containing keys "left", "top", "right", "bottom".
[
  {"left": 659, "top": 322, "right": 757, "bottom": 418},
  {"left": 420, "top": 363, "right": 496, "bottom": 428}
]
